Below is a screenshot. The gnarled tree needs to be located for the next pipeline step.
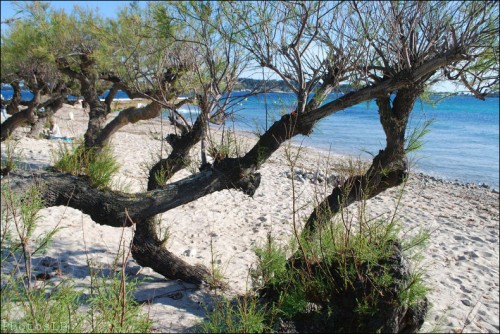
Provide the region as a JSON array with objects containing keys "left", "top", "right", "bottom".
[
  {"left": 2, "top": 1, "right": 498, "bottom": 292},
  {"left": 0, "top": 2, "right": 75, "bottom": 141}
]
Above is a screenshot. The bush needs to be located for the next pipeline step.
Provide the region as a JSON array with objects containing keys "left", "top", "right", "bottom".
[
  {"left": 248, "top": 192, "right": 430, "bottom": 332},
  {"left": 1, "top": 139, "right": 23, "bottom": 174},
  {"left": 52, "top": 141, "right": 119, "bottom": 189},
  {"left": 199, "top": 294, "right": 270, "bottom": 333}
]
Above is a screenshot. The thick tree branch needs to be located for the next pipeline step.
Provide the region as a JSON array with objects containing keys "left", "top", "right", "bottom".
[{"left": 4, "top": 165, "right": 261, "bottom": 228}]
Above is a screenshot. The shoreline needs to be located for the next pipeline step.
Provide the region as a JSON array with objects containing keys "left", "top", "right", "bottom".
[
  {"left": 234, "top": 128, "right": 500, "bottom": 192},
  {"left": 3, "top": 106, "right": 499, "bottom": 192}
]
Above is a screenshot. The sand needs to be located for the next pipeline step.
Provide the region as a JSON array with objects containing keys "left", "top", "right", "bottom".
[{"left": 1, "top": 104, "right": 499, "bottom": 333}]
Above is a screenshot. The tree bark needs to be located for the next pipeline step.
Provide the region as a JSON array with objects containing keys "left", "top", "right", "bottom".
[
  {"left": 303, "top": 86, "right": 423, "bottom": 236},
  {"left": 56, "top": 55, "right": 107, "bottom": 149},
  {"left": 4, "top": 165, "right": 259, "bottom": 225},
  {"left": 6, "top": 81, "right": 22, "bottom": 115},
  {"left": 148, "top": 112, "right": 206, "bottom": 190},
  {"left": 94, "top": 101, "right": 163, "bottom": 148},
  {"left": 27, "top": 95, "right": 66, "bottom": 138},
  {"left": 131, "top": 217, "right": 210, "bottom": 285},
  {"left": 4, "top": 163, "right": 260, "bottom": 284},
  {"left": 1, "top": 90, "right": 41, "bottom": 141}
]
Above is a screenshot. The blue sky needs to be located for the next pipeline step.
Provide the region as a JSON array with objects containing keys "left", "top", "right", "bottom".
[
  {"left": 1, "top": 1, "right": 139, "bottom": 22},
  {"left": 0, "top": 1, "right": 458, "bottom": 91}
]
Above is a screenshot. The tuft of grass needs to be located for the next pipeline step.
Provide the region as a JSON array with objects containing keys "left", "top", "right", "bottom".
[
  {"left": 205, "top": 237, "right": 228, "bottom": 292},
  {"left": 251, "top": 232, "right": 289, "bottom": 290},
  {"left": 85, "top": 260, "right": 152, "bottom": 333},
  {"left": 52, "top": 141, "right": 120, "bottom": 189},
  {"left": 1, "top": 139, "right": 23, "bottom": 174},
  {"left": 207, "top": 129, "right": 239, "bottom": 162},
  {"left": 199, "top": 294, "right": 270, "bottom": 333}
]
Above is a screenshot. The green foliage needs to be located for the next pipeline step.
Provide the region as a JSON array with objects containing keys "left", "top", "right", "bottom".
[
  {"left": 199, "top": 295, "right": 269, "bottom": 333},
  {"left": 1, "top": 182, "right": 151, "bottom": 333},
  {"left": 207, "top": 130, "right": 239, "bottom": 162},
  {"left": 52, "top": 142, "right": 119, "bottom": 189},
  {"left": 0, "top": 139, "right": 23, "bottom": 174},
  {"left": 153, "top": 165, "right": 172, "bottom": 188},
  {"left": 203, "top": 174, "right": 431, "bottom": 330},
  {"left": 1, "top": 182, "right": 83, "bottom": 333},
  {"left": 86, "top": 147, "right": 120, "bottom": 190},
  {"left": 405, "top": 119, "right": 434, "bottom": 153},
  {"left": 86, "top": 261, "right": 152, "bottom": 333},
  {"left": 205, "top": 237, "right": 228, "bottom": 291},
  {"left": 1, "top": 280, "right": 86, "bottom": 333},
  {"left": 257, "top": 215, "right": 429, "bottom": 325},
  {"left": 251, "top": 233, "right": 288, "bottom": 289}
]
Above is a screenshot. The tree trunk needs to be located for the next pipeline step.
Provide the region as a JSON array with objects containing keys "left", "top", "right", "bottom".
[
  {"left": 140, "top": 98, "right": 217, "bottom": 285},
  {"left": 148, "top": 116, "right": 205, "bottom": 190},
  {"left": 6, "top": 81, "right": 22, "bottom": 115},
  {"left": 4, "top": 165, "right": 261, "bottom": 284},
  {"left": 5, "top": 165, "right": 259, "bottom": 224},
  {"left": 1, "top": 90, "right": 41, "bottom": 141},
  {"left": 27, "top": 95, "right": 65, "bottom": 138},
  {"left": 131, "top": 219, "right": 210, "bottom": 285},
  {"left": 94, "top": 101, "right": 163, "bottom": 148},
  {"left": 303, "top": 87, "right": 423, "bottom": 236}
]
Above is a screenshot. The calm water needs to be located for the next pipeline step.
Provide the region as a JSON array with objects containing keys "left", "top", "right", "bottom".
[
  {"left": 2, "top": 89, "right": 499, "bottom": 188},
  {"left": 176, "top": 92, "right": 499, "bottom": 189}
]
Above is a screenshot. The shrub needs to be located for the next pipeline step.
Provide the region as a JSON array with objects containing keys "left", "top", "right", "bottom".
[
  {"left": 250, "top": 182, "right": 430, "bottom": 332},
  {"left": 199, "top": 294, "right": 269, "bottom": 333},
  {"left": 202, "top": 158, "right": 430, "bottom": 332},
  {"left": 1, "top": 139, "right": 23, "bottom": 174},
  {"left": 52, "top": 141, "right": 119, "bottom": 189}
]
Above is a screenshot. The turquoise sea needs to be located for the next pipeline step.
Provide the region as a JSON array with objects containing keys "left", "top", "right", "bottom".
[
  {"left": 2, "top": 89, "right": 499, "bottom": 188},
  {"left": 176, "top": 92, "right": 500, "bottom": 189}
]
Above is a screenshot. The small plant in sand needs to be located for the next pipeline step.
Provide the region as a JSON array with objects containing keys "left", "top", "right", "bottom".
[
  {"left": 206, "top": 129, "right": 240, "bottom": 162},
  {"left": 1, "top": 139, "right": 23, "bottom": 174},
  {"left": 52, "top": 140, "right": 120, "bottom": 190},
  {"left": 205, "top": 237, "right": 228, "bottom": 292},
  {"left": 199, "top": 293, "right": 270, "bottom": 333},
  {"left": 199, "top": 232, "right": 273, "bottom": 333},
  {"left": 1, "top": 181, "right": 84, "bottom": 333},
  {"left": 1, "top": 181, "right": 151, "bottom": 333},
  {"left": 201, "top": 236, "right": 269, "bottom": 332},
  {"left": 83, "top": 224, "right": 152, "bottom": 333}
]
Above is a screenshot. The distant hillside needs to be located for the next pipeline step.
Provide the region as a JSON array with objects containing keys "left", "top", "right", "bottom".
[
  {"left": 235, "top": 78, "right": 354, "bottom": 93},
  {"left": 235, "top": 78, "right": 296, "bottom": 92}
]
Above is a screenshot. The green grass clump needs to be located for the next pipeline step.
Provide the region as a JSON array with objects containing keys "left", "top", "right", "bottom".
[
  {"left": 199, "top": 294, "right": 269, "bottom": 333},
  {"left": 85, "top": 262, "right": 152, "bottom": 333},
  {"left": 1, "top": 139, "right": 23, "bottom": 174},
  {"left": 52, "top": 141, "right": 119, "bottom": 189},
  {"left": 251, "top": 210, "right": 429, "bottom": 331}
]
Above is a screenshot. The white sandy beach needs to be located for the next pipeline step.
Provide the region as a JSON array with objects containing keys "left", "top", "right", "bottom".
[{"left": 1, "top": 104, "right": 499, "bottom": 333}]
